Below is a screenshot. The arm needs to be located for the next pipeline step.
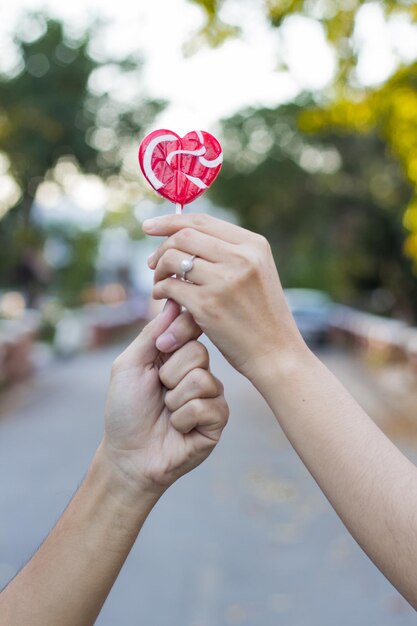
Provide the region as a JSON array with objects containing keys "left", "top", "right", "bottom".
[
  {"left": 145, "top": 213, "right": 417, "bottom": 608},
  {"left": 254, "top": 349, "right": 417, "bottom": 608},
  {"left": 0, "top": 447, "right": 159, "bottom": 626},
  {"left": 0, "top": 300, "right": 229, "bottom": 625}
]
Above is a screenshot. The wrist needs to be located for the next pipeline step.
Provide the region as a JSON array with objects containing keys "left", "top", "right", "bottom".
[
  {"left": 93, "top": 441, "right": 165, "bottom": 512},
  {"left": 249, "top": 340, "right": 314, "bottom": 399}
]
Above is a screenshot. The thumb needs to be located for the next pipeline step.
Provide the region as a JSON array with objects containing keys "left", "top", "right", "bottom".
[{"left": 116, "top": 300, "right": 181, "bottom": 368}]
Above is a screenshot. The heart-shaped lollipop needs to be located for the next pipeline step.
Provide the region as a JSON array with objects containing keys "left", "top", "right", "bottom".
[{"left": 138, "top": 129, "right": 223, "bottom": 211}]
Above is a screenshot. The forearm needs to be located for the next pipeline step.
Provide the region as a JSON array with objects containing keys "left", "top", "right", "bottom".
[
  {"left": 254, "top": 346, "right": 417, "bottom": 607},
  {"left": 0, "top": 443, "right": 161, "bottom": 626}
]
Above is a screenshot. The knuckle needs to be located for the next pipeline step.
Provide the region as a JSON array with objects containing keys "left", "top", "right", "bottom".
[
  {"left": 231, "top": 245, "right": 247, "bottom": 263},
  {"left": 245, "top": 244, "right": 261, "bottom": 265},
  {"left": 240, "top": 245, "right": 263, "bottom": 274},
  {"left": 188, "top": 368, "right": 216, "bottom": 396},
  {"left": 169, "top": 411, "right": 179, "bottom": 428},
  {"left": 255, "top": 233, "right": 270, "bottom": 251},
  {"left": 151, "top": 284, "right": 161, "bottom": 299},
  {"left": 188, "top": 367, "right": 206, "bottom": 389},
  {"left": 154, "top": 242, "right": 166, "bottom": 260},
  {"left": 190, "top": 397, "right": 205, "bottom": 419},
  {"left": 163, "top": 248, "right": 178, "bottom": 267},
  {"left": 169, "top": 411, "right": 187, "bottom": 432},
  {"left": 158, "top": 363, "right": 174, "bottom": 389},
  {"left": 191, "top": 341, "right": 209, "bottom": 367},
  {"left": 159, "top": 239, "right": 173, "bottom": 255},
  {"left": 205, "top": 372, "right": 219, "bottom": 396},
  {"left": 216, "top": 378, "right": 224, "bottom": 394},
  {"left": 193, "top": 213, "right": 209, "bottom": 228},
  {"left": 152, "top": 278, "right": 170, "bottom": 299},
  {"left": 171, "top": 232, "right": 182, "bottom": 248},
  {"left": 175, "top": 227, "right": 194, "bottom": 244},
  {"left": 225, "top": 252, "right": 258, "bottom": 287},
  {"left": 221, "top": 401, "right": 230, "bottom": 426},
  {"left": 164, "top": 390, "right": 176, "bottom": 412},
  {"left": 212, "top": 397, "right": 229, "bottom": 428},
  {"left": 233, "top": 246, "right": 256, "bottom": 271}
]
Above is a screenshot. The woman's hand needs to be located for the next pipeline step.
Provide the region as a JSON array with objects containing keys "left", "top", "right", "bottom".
[
  {"left": 103, "top": 299, "right": 229, "bottom": 498},
  {"left": 144, "top": 214, "right": 306, "bottom": 382}
]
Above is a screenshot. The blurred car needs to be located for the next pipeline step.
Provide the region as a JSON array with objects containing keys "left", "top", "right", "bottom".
[{"left": 284, "top": 288, "right": 334, "bottom": 345}]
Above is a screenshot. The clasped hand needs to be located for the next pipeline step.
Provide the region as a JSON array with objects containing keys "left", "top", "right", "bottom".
[{"left": 103, "top": 299, "right": 229, "bottom": 498}]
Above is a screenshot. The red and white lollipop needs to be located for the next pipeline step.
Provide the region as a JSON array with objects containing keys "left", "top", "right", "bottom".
[{"left": 138, "top": 129, "right": 223, "bottom": 213}]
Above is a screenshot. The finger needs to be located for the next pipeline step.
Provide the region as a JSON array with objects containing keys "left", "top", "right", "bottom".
[
  {"left": 156, "top": 310, "right": 202, "bottom": 353},
  {"left": 112, "top": 299, "right": 180, "bottom": 371},
  {"left": 143, "top": 213, "right": 250, "bottom": 245},
  {"left": 147, "top": 228, "right": 231, "bottom": 269},
  {"left": 152, "top": 277, "right": 198, "bottom": 313},
  {"left": 170, "top": 396, "right": 229, "bottom": 437},
  {"left": 165, "top": 368, "right": 221, "bottom": 413},
  {"left": 159, "top": 340, "right": 209, "bottom": 389},
  {"left": 153, "top": 249, "right": 214, "bottom": 286}
]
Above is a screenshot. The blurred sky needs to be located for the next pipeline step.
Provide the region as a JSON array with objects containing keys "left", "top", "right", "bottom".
[{"left": 2, "top": 0, "right": 417, "bottom": 134}]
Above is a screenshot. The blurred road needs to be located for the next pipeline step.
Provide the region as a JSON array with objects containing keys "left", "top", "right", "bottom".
[{"left": 0, "top": 339, "right": 416, "bottom": 626}]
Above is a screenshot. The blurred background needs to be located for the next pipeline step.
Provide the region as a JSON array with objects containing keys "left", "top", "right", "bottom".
[{"left": 1, "top": 0, "right": 417, "bottom": 624}]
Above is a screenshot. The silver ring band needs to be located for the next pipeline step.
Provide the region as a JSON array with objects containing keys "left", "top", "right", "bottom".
[{"left": 180, "top": 255, "right": 196, "bottom": 280}]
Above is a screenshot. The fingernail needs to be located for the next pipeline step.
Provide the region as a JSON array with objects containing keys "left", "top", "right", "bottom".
[
  {"left": 156, "top": 332, "right": 177, "bottom": 352},
  {"left": 143, "top": 218, "right": 158, "bottom": 231},
  {"left": 147, "top": 253, "right": 156, "bottom": 268}
]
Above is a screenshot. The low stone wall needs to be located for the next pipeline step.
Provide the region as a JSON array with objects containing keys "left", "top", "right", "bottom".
[{"left": 0, "top": 313, "right": 41, "bottom": 386}]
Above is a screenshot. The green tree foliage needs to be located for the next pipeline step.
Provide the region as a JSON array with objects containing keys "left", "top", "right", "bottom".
[
  {"left": 264, "top": 0, "right": 417, "bottom": 83},
  {"left": 0, "top": 14, "right": 164, "bottom": 298},
  {"left": 0, "top": 15, "right": 163, "bottom": 218},
  {"left": 299, "top": 62, "right": 417, "bottom": 263},
  {"left": 190, "top": 0, "right": 417, "bottom": 264},
  {"left": 49, "top": 227, "right": 99, "bottom": 307},
  {"left": 0, "top": 19, "right": 96, "bottom": 224},
  {"left": 190, "top": 0, "right": 416, "bottom": 79},
  {"left": 186, "top": 0, "right": 239, "bottom": 51},
  {"left": 210, "top": 101, "right": 417, "bottom": 318}
]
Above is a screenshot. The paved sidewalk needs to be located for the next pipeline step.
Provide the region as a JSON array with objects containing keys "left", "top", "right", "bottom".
[{"left": 0, "top": 341, "right": 415, "bottom": 625}]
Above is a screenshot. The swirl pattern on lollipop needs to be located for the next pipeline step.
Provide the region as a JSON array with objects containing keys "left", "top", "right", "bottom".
[{"left": 138, "top": 129, "right": 223, "bottom": 208}]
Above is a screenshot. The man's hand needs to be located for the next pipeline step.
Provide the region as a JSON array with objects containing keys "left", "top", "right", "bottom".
[
  {"left": 103, "top": 299, "right": 229, "bottom": 497},
  {"left": 0, "top": 299, "right": 229, "bottom": 626}
]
